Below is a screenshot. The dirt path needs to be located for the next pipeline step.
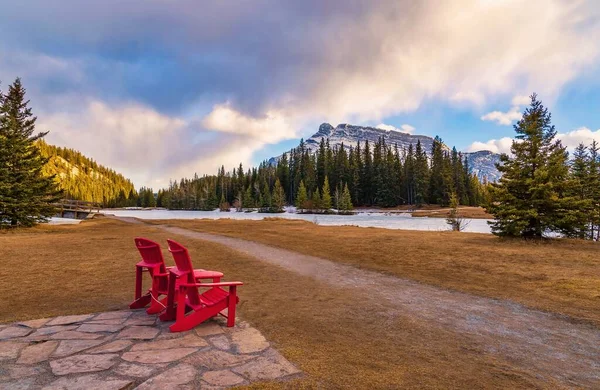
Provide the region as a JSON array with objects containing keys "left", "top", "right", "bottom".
[{"left": 117, "top": 218, "right": 600, "bottom": 388}]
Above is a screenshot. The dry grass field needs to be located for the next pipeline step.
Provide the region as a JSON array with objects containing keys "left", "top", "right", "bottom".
[
  {"left": 154, "top": 218, "right": 600, "bottom": 327},
  {"left": 1, "top": 217, "right": 598, "bottom": 388}
]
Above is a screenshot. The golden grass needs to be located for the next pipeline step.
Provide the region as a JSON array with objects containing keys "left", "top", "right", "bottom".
[
  {"left": 355, "top": 205, "right": 493, "bottom": 219},
  {"left": 0, "top": 217, "right": 595, "bottom": 388},
  {"left": 154, "top": 218, "right": 600, "bottom": 326}
]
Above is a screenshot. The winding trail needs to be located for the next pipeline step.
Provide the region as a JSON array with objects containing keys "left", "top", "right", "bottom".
[{"left": 116, "top": 217, "right": 600, "bottom": 388}]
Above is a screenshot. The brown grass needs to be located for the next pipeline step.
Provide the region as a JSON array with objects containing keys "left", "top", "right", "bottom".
[
  {"left": 0, "top": 217, "right": 596, "bottom": 388},
  {"left": 411, "top": 206, "right": 493, "bottom": 219},
  {"left": 355, "top": 205, "right": 493, "bottom": 219},
  {"left": 153, "top": 218, "right": 600, "bottom": 326}
]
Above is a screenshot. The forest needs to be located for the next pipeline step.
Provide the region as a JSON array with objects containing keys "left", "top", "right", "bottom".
[
  {"left": 37, "top": 140, "right": 138, "bottom": 207},
  {"left": 156, "top": 136, "right": 491, "bottom": 212}
]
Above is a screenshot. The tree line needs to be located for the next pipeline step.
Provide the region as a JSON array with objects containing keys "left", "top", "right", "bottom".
[
  {"left": 38, "top": 140, "right": 137, "bottom": 207},
  {"left": 157, "top": 132, "right": 491, "bottom": 212}
]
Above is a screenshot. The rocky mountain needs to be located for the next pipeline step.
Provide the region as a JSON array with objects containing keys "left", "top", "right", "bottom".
[{"left": 271, "top": 123, "right": 502, "bottom": 182}]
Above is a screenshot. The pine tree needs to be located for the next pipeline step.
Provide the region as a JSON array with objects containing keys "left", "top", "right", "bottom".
[
  {"left": 295, "top": 180, "right": 308, "bottom": 211},
  {"left": 338, "top": 183, "right": 354, "bottom": 214},
  {"left": 311, "top": 188, "right": 321, "bottom": 212},
  {"left": 321, "top": 176, "right": 332, "bottom": 211},
  {"left": 487, "top": 94, "right": 571, "bottom": 238},
  {"left": 271, "top": 178, "right": 286, "bottom": 213},
  {"left": 565, "top": 144, "right": 592, "bottom": 238},
  {"left": 0, "top": 79, "right": 61, "bottom": 227},
  {"left": 243, "top": 186, "right": 254, "bottom": 210},
  {"left": 588, "top": 141, "right": 600, "bottom": 240}
]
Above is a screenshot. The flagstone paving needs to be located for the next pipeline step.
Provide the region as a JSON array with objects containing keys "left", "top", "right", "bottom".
[{"left": 0, "top": 309, "right": 301, "bottom": 389}]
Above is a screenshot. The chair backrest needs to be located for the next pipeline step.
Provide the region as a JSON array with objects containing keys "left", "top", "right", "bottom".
[
  {"left": 167, "top": 239, "right": 201, "bottom": 305},
  {"left": 134, "top": 237, "right": 167, "bottom": 274}
]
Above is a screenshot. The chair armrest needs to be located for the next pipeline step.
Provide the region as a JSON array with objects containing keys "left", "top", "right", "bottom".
[{"left": 180, "top": 282, "right": 243, "bottom": 288}]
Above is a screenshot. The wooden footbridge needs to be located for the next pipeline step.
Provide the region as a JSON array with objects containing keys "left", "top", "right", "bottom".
[{"left": 54, "top": 199, "right": 102, "bottom": 220}]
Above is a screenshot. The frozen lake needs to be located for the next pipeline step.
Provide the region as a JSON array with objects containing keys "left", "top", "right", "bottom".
[{"left": 101, "top": 209, "right": 493, "bottom": 234}]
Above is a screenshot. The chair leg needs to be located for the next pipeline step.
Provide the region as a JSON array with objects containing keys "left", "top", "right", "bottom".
[
  {"left": 227, "top": 286, "right": 237, "bottom": 327},
  {"left": 130, "top": 266, "right": 150, "bottom": 309},
  {"left": 134, "top": 266, "right": 143, "bottom": 300},
  {"left": 159, "top": 272, "right": 178, "bottom": 321}
]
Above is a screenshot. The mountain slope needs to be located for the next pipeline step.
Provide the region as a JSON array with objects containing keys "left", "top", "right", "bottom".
[
  {"left": 272, "top": 123, "right": 501, "bottom": 182},
  {"left": 37, "top": 140, "right": 137, "bottom": 206}
]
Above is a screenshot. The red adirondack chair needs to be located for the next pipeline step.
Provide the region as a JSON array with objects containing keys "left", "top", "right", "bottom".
[
  {"left": 161, "top": 239, "right": 243, "bottom": 332},
  {"left": 129, "top": 237, "right": 224, "bottom": 315}
]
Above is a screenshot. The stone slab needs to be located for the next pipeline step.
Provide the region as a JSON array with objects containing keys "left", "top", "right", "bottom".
[
  {"left": 117, "top": 326, "right": 159, "bottom": 340},
  {"left": 52, "top": 339, "right": 105, "bottom": 357},
  {"left": 92, "top": 311, "right": 132, "bottom": 321},
  {"left": 29, "top": 325, "right": 79, "bottom": 336},
  {"left": 230, "top": 327, "right": 269, "bottom": 353},
  {"left": 122, "top": 347, "right": 198, "bottom": 364},
  {"left": 233, "top": 348, "right": 301, "bottom": 381},
  {"left": 131, "top": 334, "right": 208, "bottom": 351},
  {"left": 183, "top": 348, "right": 255, "bottom": 370},
  {"left": 50, "top": 331, "right": 103, "bottom": 340},
  {"left": 135, "top": 363, "right": 197, "bottom": 390},
  {"left": 49, "top": 353, "right": 119, "bottom": 375},
  {"left": 46, "top": 315, "right": 94, "bottom": 326},
  {"left": 0, "top": 327, "right": 32, "bottom": 340},
  {"left": 84, "top": 319, "right": 127, "bottom": 325},
  {"left": 202, "top": 369, "right": 245, "bottom": 387},
  {"left": 17, "top": 318, "right": 51, "bottom": 329},
  {"left": 4, "top": 364, "right": 46, "bottom": 379},
  {"left": 0, "top": 341, "right": 26, "bottom": 360},
  {"left": 42, "top": 374, "right": 133, "bottom": 390},
  {"left": 113, "top": 362, "right": 166, "bottom": 378},
  {"left": 209, "top": 335, "right": 232, "bottom": 351},
  {"left": 122, "top": 317, "right": 156, "bottom": 326},
  {"left": 77, "top": 324, "right": 126, "bottom": 333},
  {"left": 194, "top": 322, "right": 225, "bottom": 337},
  {"left": 0, "top": 378, "right": 35, "bottom": 390},
  {"left": 17, "top": 341, "right": 59, "bottom": 364},
  {"left": 87, "top": 340, "right": 132, "bottom": 354}
]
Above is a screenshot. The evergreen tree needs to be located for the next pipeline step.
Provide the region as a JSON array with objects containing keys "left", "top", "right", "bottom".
[
  {"left": 295, "top": 180, "right": 308, "bottom": 211},
  {"left": 243, "top": 186, "right": 254, "bottom": 210},
  {"left": 321, "top": 176, "right": 332, "bottom": 211},
  {"left": 271, "top": 178, "right": 286, "bottom": 212},
  {"left": 487, "top": 94, "right": 571, "bottom": 238},
  {"left": 0, "top": 79, "right": 61, "bottom": 227},
  {"left": 565, "top": 144, "right": 592, "bottom": 238},
  {"left": 338, "top": 183, "right": 354, "bottom": 214},
  {"left": 311, "top": 188, "right": 321, "bottom": 212},
  {"left": 414, "top": 140, "right": 429, "bottom": 205},
  {"left": 587, "top": 141, "right": 600, "bottom": 240}
]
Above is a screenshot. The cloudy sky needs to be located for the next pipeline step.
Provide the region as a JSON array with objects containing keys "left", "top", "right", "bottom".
[{"left": 1, "top": 0, "right": 600, "bottom": 188}]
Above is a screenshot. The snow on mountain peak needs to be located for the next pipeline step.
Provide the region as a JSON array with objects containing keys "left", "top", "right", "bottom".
[{"left": 273, "top": 123, "right": 502, "bottom": 182}]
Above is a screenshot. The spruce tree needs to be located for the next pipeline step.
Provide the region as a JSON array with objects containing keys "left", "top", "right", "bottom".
[
  {"left": 321, "top": 176, "right": 332, "bottom": 211},
  {"left": 271, "top": 178, "right": 286, "bottom": 212},
  {"left": 0, "top": 79, "right": 61, "bottom": 227},
  {"left": 487, "top": 94, "right": 571, "bottom": 238},
  {"left": 565, "top": 144, "right": 592, "bottom": 238},
  {"left": 311, "top": 188, "right": 321, "bottom": 212},
  {"left": 339, "top": 183, "right": 354, "bottom": 214},
  {"left": 295, "top": 180, "right": 308, "bottom": 211}
]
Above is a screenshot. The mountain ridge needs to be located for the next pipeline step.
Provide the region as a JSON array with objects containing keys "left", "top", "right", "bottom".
[{"left": 270, "top": 123, "right": 501, "bottom": 182}]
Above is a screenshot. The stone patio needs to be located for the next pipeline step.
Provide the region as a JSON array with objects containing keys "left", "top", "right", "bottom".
[{"left": 0, "top": 310, "right": 301, "bottom": 389}]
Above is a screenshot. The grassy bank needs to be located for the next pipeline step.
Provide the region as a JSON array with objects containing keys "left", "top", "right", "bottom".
[{"left": 152, "top": 218, "right": 600, "bottom": 326}]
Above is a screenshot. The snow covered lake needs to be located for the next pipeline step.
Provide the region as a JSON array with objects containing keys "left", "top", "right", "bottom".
[{"left": 101, "top": 209, "right": 493, "bottom": 234}]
